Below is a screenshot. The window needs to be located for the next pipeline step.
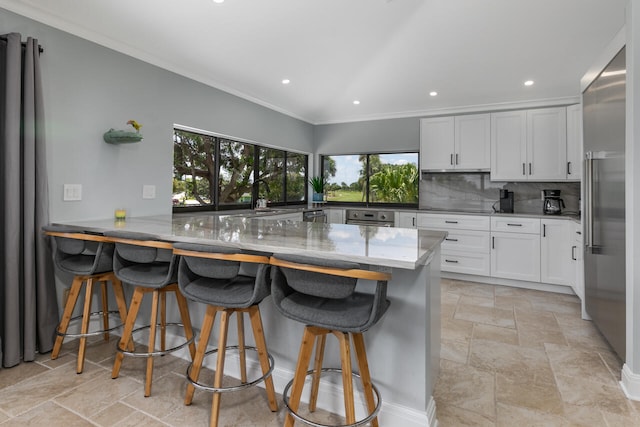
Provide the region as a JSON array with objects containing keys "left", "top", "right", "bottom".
[
  {"left": 173, "top": 128, "right": 308, "bottom": 210},
  {"left": 321, "top": 152, "right": 419, "bottom": 206}
]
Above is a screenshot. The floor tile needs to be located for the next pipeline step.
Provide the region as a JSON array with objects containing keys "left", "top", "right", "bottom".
[{"left": 454, "top": 303, "right": 515, "bottom": 329}]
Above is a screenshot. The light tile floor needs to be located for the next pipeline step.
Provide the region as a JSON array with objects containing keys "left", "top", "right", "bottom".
[
  {"left": 435, "top": 278, "right": 640, "bottom": 426},
  {"left": 1, "top": 279, "right": 638, "bottom": 426}
]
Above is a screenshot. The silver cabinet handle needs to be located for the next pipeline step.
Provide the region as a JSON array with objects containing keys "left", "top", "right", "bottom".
[
  {"left": 567, "top": 161, "right": 571, "bottom": 175},
  {"left": 445, "top": 238, "right": 458, "bottom": 242},
  {"left": 507, "top": 223, "right": 523, "bottom": 227},
  {"left": 455, "top": 153, "right": 459, "bottom": 165},
  {"left": 412, "top": 217, "right": 415, "bottom": 227},
  {"left": 522, "top": 163, "right": 526, "bottom": 175},
  {"left": 445, "top": 220, "right": 458, "bottom": 224},
  {"left": 492, "top": 236, "right": 495, "bottom": 249},
  {"left": 572, "top": 245, "right": 577, "bottom": 261},
  {"left": 543, "top": 224, "right": 546, "bottom": 237},
  {"left": 529, "top": 163, "right": 532, "bottom": 175},
  {"left": 450, "top": 153, "right": 454, "bottom": 165},
  {"left": 445, "top": 259, "right": 459, "bottom": 263}
]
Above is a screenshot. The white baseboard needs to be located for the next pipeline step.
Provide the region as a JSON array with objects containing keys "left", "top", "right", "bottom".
[
  {"left": 150, "top": 330, "right": 437, "bottom": 427},
  {"left": 443, "top": 272, "right": 575, "bottom": 295},
  {"left": 620, "top": 364, "right": 640, "bottom": 400}
]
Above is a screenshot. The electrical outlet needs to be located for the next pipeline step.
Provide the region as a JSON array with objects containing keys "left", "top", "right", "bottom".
[
  {"left": 63, "top": 184, "right": 82, "bottom": 201},
  {"left": 142, "top": 184, "right": 156, "bottom": 199}
]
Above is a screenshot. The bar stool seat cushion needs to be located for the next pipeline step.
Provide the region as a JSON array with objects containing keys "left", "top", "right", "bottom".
[
  {"left": 115, "top": 262, "right": 175, "bottom": 288},
  {"left": 175, "top": 242, "right": 271, "bottom": 308},
  {"left": 271, "top": 254, "right": 390, "bottom": 333}
]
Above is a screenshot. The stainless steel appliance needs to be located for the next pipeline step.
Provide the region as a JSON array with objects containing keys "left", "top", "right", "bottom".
[
  {"left": 499, "top": 189, "right": 514, "bottom": 213},
  {"left": 345, "top": 209, "right": 395, "bottom": 227},
  {"left": 542, "top": 189, "right": 565, "bottom": 215},
  {"left": 583, "top": 46, "right": 626, "bottom": 359},
  {"left": 303, "top": 209, "right": 327, "bottom": 223}
]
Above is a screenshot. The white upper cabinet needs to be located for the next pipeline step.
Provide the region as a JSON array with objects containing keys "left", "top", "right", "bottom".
[
  {"left": 527, "top": 107, "right": 567, "bottom": 180},
  {"left": 491, "top": 107, "right": 567, "bottom": 181},
  {"left": 490, "top": 110, "right": 527, "bottom": 180},
  {"left": 420, "top": 113, "right": 490, "bottom": 171},
  {"left": 566, "top": 103, "right": 583, "bottom": 181}
]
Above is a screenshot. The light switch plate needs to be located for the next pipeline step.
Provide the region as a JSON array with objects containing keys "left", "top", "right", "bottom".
[
  {"left": 142, "top": 184, "right": 156, "bottom": 199},
  {"left": 63, "top": 184, "right": 82, "bottom": 201}
]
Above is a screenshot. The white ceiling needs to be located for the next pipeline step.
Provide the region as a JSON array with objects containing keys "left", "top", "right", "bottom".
[{"left": 1, "top": 0, "right": 627, "bottom": 124}]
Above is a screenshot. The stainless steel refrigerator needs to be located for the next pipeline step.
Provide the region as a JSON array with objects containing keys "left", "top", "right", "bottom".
[{"left": 583, "top": 46, "right": 626, "bottom": 359}]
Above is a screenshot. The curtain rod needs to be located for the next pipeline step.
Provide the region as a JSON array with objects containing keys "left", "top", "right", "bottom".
[{"left": 0, "top": 36, "right": 44, "bottom": 53}]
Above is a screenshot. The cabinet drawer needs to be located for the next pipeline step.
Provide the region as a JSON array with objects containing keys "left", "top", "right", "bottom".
[
  {"left": 442, "top": 230, "right": 490, "bottom": 253},
  {"left": 442, "top": 251, "right": 491, "bottom": 276},
  {"left": 418, "top": 213, "right": 490, "bottom": 231},
  {"left": 491, "top": 216, "right": 540, "bottom": 234}
]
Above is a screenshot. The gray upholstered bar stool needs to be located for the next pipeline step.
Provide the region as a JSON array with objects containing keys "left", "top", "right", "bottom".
[
  {"left": 105, "top": 230, "right": 196, "bottom": 397},
  {"left": 173, "top": 243, "right": 278, "bottom": 427},
  {"left": 270, "top": 254, "right": 391, "bottom": 427},
  {"left": 43, "top": 225, "right": 129, "bottom": 374}
]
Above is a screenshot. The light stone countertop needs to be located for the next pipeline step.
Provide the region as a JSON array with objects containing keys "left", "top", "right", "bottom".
[{"left": 54, "top": 214, "right": 446, "bottom": 270}]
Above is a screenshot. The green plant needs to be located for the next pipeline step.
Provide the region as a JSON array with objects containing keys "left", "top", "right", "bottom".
[{"left": 309, "top": 176, "right": 324, "bottom": 193}]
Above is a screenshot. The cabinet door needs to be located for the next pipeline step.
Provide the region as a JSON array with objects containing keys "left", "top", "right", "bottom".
[
  {"left": 491, "top": 231, "right": 540, "bottom": 282},
  {"left": 326, "top": 209, "right": 344, "bottom": 224},
  {"left": 455, "top": 114, "right": 491, "bottom": 170},
  {"left": 420, "top": 117, "right": 455, "bottom": 170},
  {"left": 527, "top": 107, "right": 567, "bottom": 180},
  {"left": 566, "top": 104, "right": 583, "bottom": 181},
  {"left": 490, "top": 110, "right": 527, "bottom": 181},
  {"left": 573, "top": 223, "right": 584, "bottom": 300},
  {"left": 540, "top": 219, "right": 573, "bottom": 285},
  {"left": 397, "top": 212, "right": 417, "bottom": 228}
]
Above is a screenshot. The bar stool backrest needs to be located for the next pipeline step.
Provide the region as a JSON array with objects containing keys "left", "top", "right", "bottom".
[
  {"left": 43, "top": 225, "right": 114, "bottom": 275},
  {"left": 273, "top": 254, "right": 360, "bottom": 299}
]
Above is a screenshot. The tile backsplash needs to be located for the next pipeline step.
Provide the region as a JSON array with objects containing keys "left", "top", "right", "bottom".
[{"left": 419, "top": 172, "right": 581, "bottom": 215}]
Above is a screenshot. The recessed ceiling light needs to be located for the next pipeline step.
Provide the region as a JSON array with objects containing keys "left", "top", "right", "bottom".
[
  {"left": 524, "top": 80, "right": 534, "bottom": 86},
  {"left": 429, "top": 91, "right": 438, "bottom": 97},
  {"left": 281, "top": 79, "right": 290, "bottom": 85},
  {"left": 353, "top": 100, "right": 360, "bottom": 105},
  {"left": 213, "top": 0, "right": 224, "bottom": 3}
]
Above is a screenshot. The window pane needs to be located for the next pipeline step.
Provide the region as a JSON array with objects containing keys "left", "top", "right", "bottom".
[
  {"left": 368, "top": 153, "right": 419, "bottom": 203},
  {"left": 173, "top": 130, "right": 215, "bottom": 207},
  {"left": 258, "top": 148, "right": 285, "bottom": 203},
  {"left": 323, "top": 155, "right": 366, "bottom": 202},
  {"left": 286, "top": 153, "right": 307, "bottom": 202},
  {"left": 219, "top": 139, "right": 255, "bottom": 206}
]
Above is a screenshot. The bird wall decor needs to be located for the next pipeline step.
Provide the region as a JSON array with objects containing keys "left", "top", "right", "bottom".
[{"left": 127, "top": 119, "right": 142, "bottom": 132}]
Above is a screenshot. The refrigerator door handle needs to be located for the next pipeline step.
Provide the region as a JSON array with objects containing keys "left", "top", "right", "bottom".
[{"left": 585, "top": 152, "right": 593, "bottom": 251}]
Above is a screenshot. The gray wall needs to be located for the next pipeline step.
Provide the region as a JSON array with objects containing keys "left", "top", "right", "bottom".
[
  {"left": 0, "top": 8, "right": 314, "bottom": 222},
  {"left": 314, "top": 117, "right": 419, "bottom": 155}
]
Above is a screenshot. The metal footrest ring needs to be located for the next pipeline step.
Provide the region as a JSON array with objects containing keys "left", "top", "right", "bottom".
[
  {"left": 282, "top": 368, "right": 382, "bottom": 427},
  {"left": 56, "top": 310, "right": 124, "bottom": 338},
  {"left": 186, "top": 345, "right": 275, "bottom": 394},
  {"left": 117, "top": 322, "right": 195, "bottom": 357}
]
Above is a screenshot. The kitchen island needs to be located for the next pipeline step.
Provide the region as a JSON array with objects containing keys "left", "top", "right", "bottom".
[{"left": 53, "top": 214, "right": 445, "bottom": 427}]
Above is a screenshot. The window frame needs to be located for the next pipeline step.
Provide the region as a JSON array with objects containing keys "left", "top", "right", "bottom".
[
  {"left": 173, "top": 126, "right": 309, "bottom": 213},
  {"left": 320, "top": 151, "right": 420, "bottom": 208}
]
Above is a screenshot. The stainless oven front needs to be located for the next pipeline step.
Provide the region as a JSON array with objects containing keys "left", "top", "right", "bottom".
[{"left": 345, "top": 209, "right": 395, "bottom": 227}]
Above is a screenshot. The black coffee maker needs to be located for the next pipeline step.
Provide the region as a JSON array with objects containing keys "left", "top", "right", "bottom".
[
  {"left": 542, "top": 189, "right": 565, "bottom": 215},
  {"left": 499, "top": 189, "right": 514, "bottom": 213}
]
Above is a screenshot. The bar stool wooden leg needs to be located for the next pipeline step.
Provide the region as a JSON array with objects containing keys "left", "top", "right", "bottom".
[
  {"left": 111, "top": 276, "right": 133, "bottom": 351},
  {"left": 185, "top": 305, "right": 217, "bottom": 405},
  {"left": 309, "top": 334, "right": 326, "bottom": 412},
  {"left": 211, "top": 309, "right": 231, "bottom": 427},
  {"left": 352, "top": 332, "right": 379, "bottom": 427},
  {"left": 174, "top": 286, "right": 196, "bottom": 360},
  {"left": 160, "top": 289, "right": 167, "bottom": 353},
  {"left": 52, "top": 276, "right": 84, "bottom": 360},
  {"left": 77, "top": 277, "right": 95, "bottom": 374},
  {"left": 285, "top": 326, "right": 318, "bottom": 427},
  {"left": 101, "top": 281, "right": 110, "bottom": 341},
  {"left": 248, "top": 306, "right": 278, "bottom": 411},
  {"left": 335, "top": 331, "right": 356, "bottom": 425},
  {"left": 145, "top": 289, "right": 160, "bottom": 397},
  {"left": 113, "top": 286, "right": 144, "bottom": 379},
  {"left": 237, "top": 311, "right": 247, "bottom": 383}
]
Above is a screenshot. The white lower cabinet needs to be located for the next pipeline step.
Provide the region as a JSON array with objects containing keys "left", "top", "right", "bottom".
[
  {"left": 397, "top": 211, "right": 417, "bottom": 228},
  {"left": 490, "top": 217, "right": 540, "bottom": 282},
  {"left": 418, "top": 213, "right": 491, "bottom": 276},
  {"left": 326, "top": 208, "right": 345, "bottom": 224},
  {"left": 540, "top": 218, "right": 574, "bottom": 286}
]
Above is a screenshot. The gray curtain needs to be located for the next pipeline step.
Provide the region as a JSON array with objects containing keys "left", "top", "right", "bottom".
[{"left": 0, "top": 32, "right": 58, "bottom": 367}]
